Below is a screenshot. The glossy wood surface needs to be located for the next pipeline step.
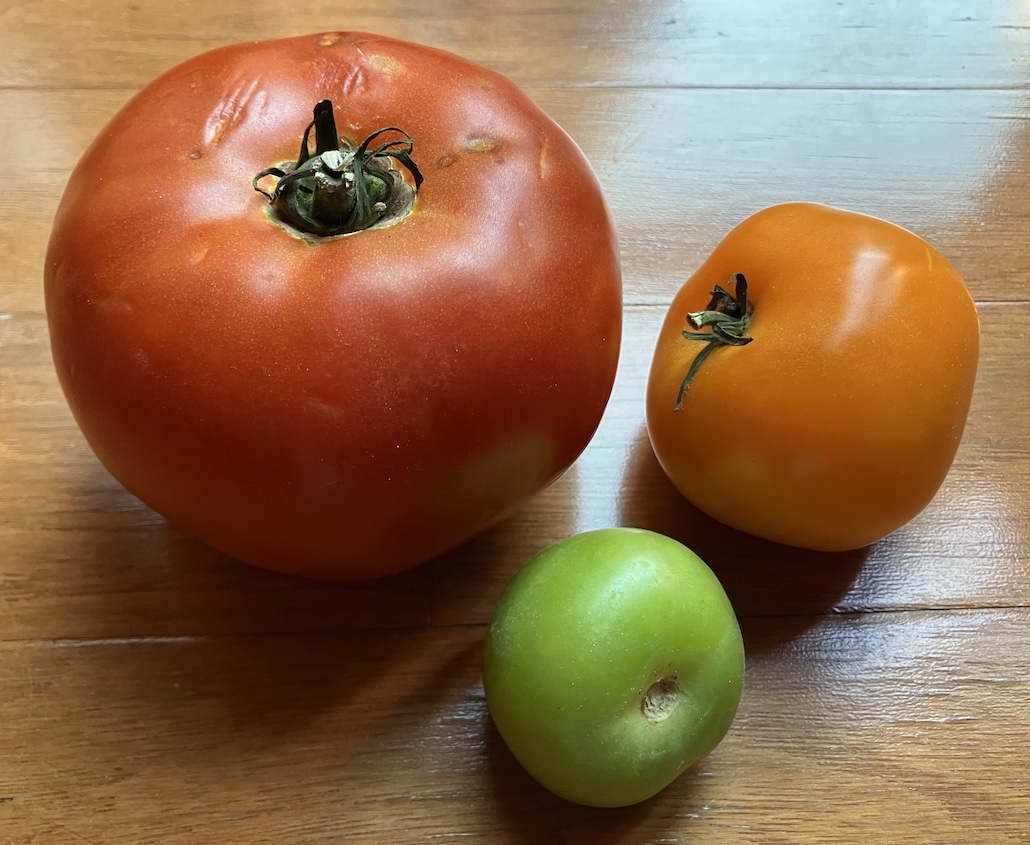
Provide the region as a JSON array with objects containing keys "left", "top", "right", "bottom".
[{"left": 2, "top": 2, "right": 1029, "bottom": 842}]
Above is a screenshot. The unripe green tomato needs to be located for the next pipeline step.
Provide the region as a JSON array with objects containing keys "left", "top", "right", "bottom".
[{"left": 483, "top": 528, "right": 744, "bottom": 807}]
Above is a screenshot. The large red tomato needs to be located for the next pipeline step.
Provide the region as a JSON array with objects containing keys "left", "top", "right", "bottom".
[
  {"left": 45, "top": 33, "right": 622, "bottom": 579},
  {"left": 646, "top": 203, "right": 979, "bottom": 552}
]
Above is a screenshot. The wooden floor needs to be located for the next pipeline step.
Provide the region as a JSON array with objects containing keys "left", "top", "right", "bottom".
[{"left": 3, "top": 1, "right": 1029, "bottom": 842}]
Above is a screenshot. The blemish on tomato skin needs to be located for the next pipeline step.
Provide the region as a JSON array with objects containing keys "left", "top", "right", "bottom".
[
  {"left": 366, "top": 53, "right": 405, "bottom": 76},
  {"left": 339, "top": 63, "right": 367, "bottom": 99},
  {"left": 314, "top": 32, "right": 365, "bottom": 49},
  {"left": 516, "top": 220, "right": 532, "bottom": 250},
  {"left": 466, "top": 137, "right": 503, "bottom": 154},
  {"left": 203, "top": 77, "right": 266, "bottom": 146},
  {"left": 130, "top": 348, "right": 153, "bottom": 374},
  {"left": 436, "top": 153, "right": 459, "bottom": 168}
]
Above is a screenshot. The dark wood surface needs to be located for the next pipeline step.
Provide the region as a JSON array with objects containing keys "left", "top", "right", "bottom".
[{"left": 2, "top": 2, "right": 1028, "bottom": 842}]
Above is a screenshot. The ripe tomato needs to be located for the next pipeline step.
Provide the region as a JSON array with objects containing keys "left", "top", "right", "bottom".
[
  {"left": 646, "top": 203, "right": 979, "bottom": 552},
  {"left": 45, "top": 32, "right": 622, "bottom": 579}
]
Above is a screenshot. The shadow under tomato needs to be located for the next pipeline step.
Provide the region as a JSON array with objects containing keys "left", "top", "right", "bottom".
[
  {"left": 483, "top": 716, "right": 703, "bottom": 845},
  {"left": 64, "top": 463, "right": 454, "bottom": 736},
  {"left": 425, "top": 469, "right": 580, "bottom": 628},
  {"left": 62, "top": 529, "right": 490, "bottom": 827},
  {"left": 618, "top": 426, "right": 869, "bottom": 650}
]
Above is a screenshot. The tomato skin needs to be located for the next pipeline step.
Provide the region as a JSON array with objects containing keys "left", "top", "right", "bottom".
[
  {"left": 44, "top": 33, "right": 622, "bottom": 579},
  {"left": 646, "top": 203, "right": 979, "bottom": 552}
]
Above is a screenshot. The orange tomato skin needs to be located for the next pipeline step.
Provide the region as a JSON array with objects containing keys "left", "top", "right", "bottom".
[
  {"left": 44, "top": 33, "right": 622, "bottom": 579},
  {"left": 646, "top": 203, "right": 979, "bottom": 552}
]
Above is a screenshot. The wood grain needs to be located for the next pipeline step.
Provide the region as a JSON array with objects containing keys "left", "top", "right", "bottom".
[
  {"left": 5, "top": 0, "right": 1030, "bottom": 89},
  {"left": 1, "top": 612, "right": 1027, "bottom": 844},
  {"left": 6, "top": 86, "right": 1030, "bottom": 309},
  {"left": 2, "top": 0, "right": 1028, "bottom": 842}
]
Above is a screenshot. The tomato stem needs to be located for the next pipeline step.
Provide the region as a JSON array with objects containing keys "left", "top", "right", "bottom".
[
  {"left": 311, "top": 99, "right": 339, "bottom": 159},
  {"left": 252, "top": 100, "right": 424, "bottom": 238},
  {"left": 674, "top": 273, "right": 754, "bottom": 411}
]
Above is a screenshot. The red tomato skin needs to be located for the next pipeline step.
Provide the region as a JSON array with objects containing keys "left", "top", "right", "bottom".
[
  {"left": 646, "top": 203, "right": 979, "bottom": 552},
  {"left": 45, "top": 33, "right": 622, "bottom": 579}
]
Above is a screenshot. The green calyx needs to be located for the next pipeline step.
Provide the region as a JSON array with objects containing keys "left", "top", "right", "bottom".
[
  {"left": 253, "top": 99, "right": 424, "bottom": 238},
  {"left": 674, "top": 272, "right": 754, "bottom": 411}
]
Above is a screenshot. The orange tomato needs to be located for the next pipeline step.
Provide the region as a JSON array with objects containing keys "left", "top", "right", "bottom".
[{"left": 646, "top": 203, "right": 979, "bottom": 552}]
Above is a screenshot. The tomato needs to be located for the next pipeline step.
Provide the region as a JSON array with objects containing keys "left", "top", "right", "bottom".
[
  {"left": 646, "top": 203, "right": 979, "bottom": 552},
  {"left": 484, "top": 528, "right": 743, "bottom": 807},
  {"left": 44, "top": 33, "right": 622, "bottom": 579}
]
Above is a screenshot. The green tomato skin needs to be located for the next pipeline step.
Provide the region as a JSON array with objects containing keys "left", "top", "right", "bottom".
[{"left": 483, "top": 528, "right": 744, "bottom": 808}]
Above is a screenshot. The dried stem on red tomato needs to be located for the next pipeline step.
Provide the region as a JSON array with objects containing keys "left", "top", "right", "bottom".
[
  {"left": 674, "top": 273, "right": 754, "bottom": 411},
  {"left": 253, "top": 99, "right": 423, "bottom": 237}
]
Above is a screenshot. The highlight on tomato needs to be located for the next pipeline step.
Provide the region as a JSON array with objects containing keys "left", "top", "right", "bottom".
[
  {"left": 45, "top": 32, "right": 622, "bottom": 579},
  {"left": 646, "top": 202, "right": 980, "bottom": 552}
]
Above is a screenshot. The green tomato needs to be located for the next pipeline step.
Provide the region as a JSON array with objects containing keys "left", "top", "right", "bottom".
[{"left": 483, "top": 527, "right": 744, "bottom": 807}]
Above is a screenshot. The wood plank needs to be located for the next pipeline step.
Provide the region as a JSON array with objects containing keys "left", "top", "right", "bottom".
[
  {"left": 2, "top": 302, "right": 1027, "bottom": 639},
  {"left": 5, "top": 85, "right": 1030, "bottom": 317},
  {"left": 434, "top": 301, "right": 1030, "bottom": 624},
  {"left": 0, "top": 609, "right": 1026, "bottom": 843},
  {"left": 4, "top": 0, "right": 1030, "bottom": 90}
]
